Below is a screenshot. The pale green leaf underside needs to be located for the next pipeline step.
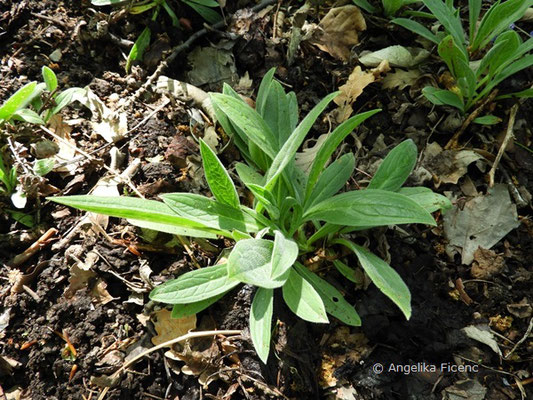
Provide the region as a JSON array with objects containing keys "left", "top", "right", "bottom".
[
  {"left": 398, "top": 187, "right": 452, "bottom": 213},
  {"left": 294, "top": 263, "right": 361, "bottom": 326},
  {"left": 227, "top": 238, "right": 290, "bottom": 288},
  {"left": 282, "top": 269, "right": 328, "bottom": 323},
  {"left": 271, "top": 231, "right": 299, "bottom": 279},
  {"left": 150, "top": 263, "right": 240, "bottom": 304},
  {"left": 250, "top": 288, "right": 274, "bottom": 364}
]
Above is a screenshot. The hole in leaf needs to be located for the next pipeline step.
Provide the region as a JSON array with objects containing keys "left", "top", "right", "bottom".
[{"left": 332, "top": 297, "right": 339, "bottom": 303}]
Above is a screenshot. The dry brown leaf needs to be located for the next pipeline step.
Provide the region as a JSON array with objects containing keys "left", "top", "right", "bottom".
[
  {"left": 334, "top": 60, "right": 390, "bottom": 122},
  {"left": 311, "top": 5, "right": 366, "bottom": 61},
  {"left": 319, "top": 327, "right": 371, "bottom": 388},
  {"left": 470, "top": 248, "right": 504, "bottom": 279},
  {"left": 382, "top": 69, "right": 421, "bottom": 90},
  {"left": 151, "top": 309, "right": 197, "bottom": 347},
  {"left": 49, "top": 115, "right": 77, "bottom": 175}
]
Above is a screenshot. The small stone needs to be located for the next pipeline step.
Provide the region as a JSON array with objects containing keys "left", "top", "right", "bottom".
[{"left": 49, "top": 49, "right": 62, "bottom": 62}]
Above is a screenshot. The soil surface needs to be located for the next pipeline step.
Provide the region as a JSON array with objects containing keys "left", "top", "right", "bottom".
[{"left": 1, "top": 1, "right": 532, "bottom": 400}]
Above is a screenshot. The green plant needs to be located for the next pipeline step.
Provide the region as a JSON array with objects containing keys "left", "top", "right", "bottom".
[
  {"left": 0, "top": 66, "right": 83, "bottom": 126},
  {"left": 0, "top": 152, "right": 17, "bottom": 196},
  {"left": 353, "top": 0, "right": 422, "bottom": 17},
  {"left": 49, "top": 69, "right": 450, "bottom": 363},
  {"left": 392, "top": 0, "right": 533, "bottom": 115},
  {"left": 90, "top": 0, "right": 221, "bottom": 72}
]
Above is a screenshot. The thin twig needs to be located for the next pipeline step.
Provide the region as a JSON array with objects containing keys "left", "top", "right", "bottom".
[
  {"left": 504, "top": 317, "right": 533, "bottom": 360},
  {"left": 96, "top": 330, "right": 242, "bottom": 400},
  {"left": 10, "top": 227, "right": 57, "bottom": 267},
  {"left": 445, "top": 89, "right": 499, "bottom": 150},
  {"left": 488, "top": 103, "right": 519, "bottom": 187}
]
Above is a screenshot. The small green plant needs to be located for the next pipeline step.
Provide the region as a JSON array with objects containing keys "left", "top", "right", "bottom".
[
  {"left": 0, "top": 66, "right": 83, "bottom": 126},
  {"left": 0, "top": 152, "right": 17, "bottom": 196},
  {"left": 353, "top": 0, "right": 422, "bottom": 17},
  {"left": 50, "top": 69, "right": 450, "bottom": 363},
  {"left": 392, "top": 0, "right": 533, "bottom": 116},
  {"left": 90, "top": 0, "right": 221, "bottom": 72}
]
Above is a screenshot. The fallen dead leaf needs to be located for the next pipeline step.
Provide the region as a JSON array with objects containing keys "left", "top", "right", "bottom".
[
  {"left": 507, "top": 298, "right": 532, "bottom": 318},
  {"left": 470, "top": 248, "right": 505, "bottom": 279},
  {"left": 462, "top": 325, "right": 502, "bottom": 356},
  {"left": 442, "top": 379, "right": 487, "bottom": 400},
  {"left": 334, "top": 60, "right": 390, "bottom": 122},
  {"left": 382, "top": 69, "right": 421, "bottom": 90},
  {"left": 49, "top": 115, "right": 77, "bottom": 175},
  {"left": 295, "top": 134, "right": 329, "bottom": 174},
  {"left": 151, "top": 308, "right": 196, "bottom": 347},
  {"left": 310, "top": 5, "right": 366, "bottom": 61},
  {"left": 422, "top": 142, "right": 483, "bottom": 187},
  {"left": 443, "top": 184, "right": 520, "bottom": 265}
]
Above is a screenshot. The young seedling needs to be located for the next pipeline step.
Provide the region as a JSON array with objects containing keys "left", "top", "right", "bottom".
[
  {"left": 50, "top": 69, "right": 451, "bottom": 363},
  {"left": 392, "top": 0, "right": 533, "bottom": 118}
]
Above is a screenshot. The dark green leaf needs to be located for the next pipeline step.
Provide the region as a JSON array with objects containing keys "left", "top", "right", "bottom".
[
  {"left": 368, "top": 139, "right": 417, "bottom": 192},
  {"left": 200, "top": 139, "right": 240, "bottom": 208},
  {"left": 126, "top": 27, "right": 151, "bottom": 73},
  {"left": 333, "top": 239, "right": 411, "bottom": 319},
  {"left": 303, "top": 189, "right": 436, "bottom": 228},
  {"left": 161, "top": 193, "right": 264, "bottom": 233}
]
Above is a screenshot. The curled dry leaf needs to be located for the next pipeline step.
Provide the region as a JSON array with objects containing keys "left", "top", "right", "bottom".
[
  {"left": 310, "top": 5, "right": 366, "bottom": 61},
  {"left": 334, "top": 60, "right": 390, "bottom": 123},
  {"left": 422, "top": 142, "right": 483, "bottom": 187}
]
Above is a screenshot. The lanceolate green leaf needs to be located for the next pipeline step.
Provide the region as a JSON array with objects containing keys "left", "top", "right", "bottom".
[
  {"left": 171, "top": 292, "right": 227, "bottom": 319},
  {"left": 305, "top": 110, "right": 380, "bottom": 203},
  {"left": 333, "top": 239, "right": 411, "bottom": 319},
  {"left": 282, "top": 269, "right": 328, "bottom": 323},
  {"left": 468, "top": 0, "right": 482, "bottom": 43},
  {"left": 161, "top": 193, "right": 264, "bottom": 233},
  {"left": 256, "top": 67, "right": 276, "bottom": 116},
  {"left": 391, "top": 18, "right": 439, "bottom": 44},
  {"left": 250, "top": 288, "right": 274, "bottom": 364},
  {"left": 150, "top": 263, "right": 240, "bottom": 304},
  {"left": 368, "top": 139, "right": 417, "bottom": 192},
  {"left": 303, "top": 189, "right": 436, "bottom": 228},
  {"left": 0, "top": 82, "right": 37, "bottom": 121},
  {"left": 210, "top": 93, "right": 278, "bottom": 159},
  {"left": 126, "top": 27, "right": 151, "bottom": 73},
  {"left": 42, "top": 66, "right": 58, "bottom": 92},
  {"left": 306, "top": 152, "right": 355, "bottom": 209},
  {"left": 49, "top": 195, "right": 221, "bottom": 237},
  {"left": 200, "top": 139, "right": 240, "bottom": 208},
  {"left": 264, "top": 92, "right": 340, "bottom": 190},
  {"left": 423, "top": 0, "right": 465, "bottom": 52},
  {"left": 294, "top": 263, "right": 361, "bottom": 326},
  {"left": 422, "top": 87, "right": 464, "bottom": 112},
  {"left": 471, "top": 0, "right": 531, "bottom": 52}
]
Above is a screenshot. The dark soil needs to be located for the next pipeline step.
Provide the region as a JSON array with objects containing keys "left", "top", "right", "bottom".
[{"left": 1, "top": 1, "right": 532, "bottom": 400}]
